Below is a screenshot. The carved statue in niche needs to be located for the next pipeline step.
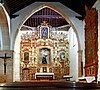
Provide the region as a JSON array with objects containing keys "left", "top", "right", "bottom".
[
  {"left": 42, "top": 54, "right": 47, "bottom": 64},
  {"left": 40, "top": 48, "right": 50, "bottom": 64},
  {"left": 24, "top": 52, "right": 29, "bottom": 60},
  {"left": 59, "top": 51, "right": 65, "bottom": 61},
  {"left": 23, "top": 52, "right": 29, "bottom": 67}
]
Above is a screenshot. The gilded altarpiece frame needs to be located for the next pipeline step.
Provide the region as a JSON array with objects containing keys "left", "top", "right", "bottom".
[{"left": 20, "top": 21, "right": 69, "bottom": 80}]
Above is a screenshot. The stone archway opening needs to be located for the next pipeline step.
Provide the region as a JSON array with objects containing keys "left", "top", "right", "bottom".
[{"left": 14, "top": 3, "right": 81, "bottom": 82}]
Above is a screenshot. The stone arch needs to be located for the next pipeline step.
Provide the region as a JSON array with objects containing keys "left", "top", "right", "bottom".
[
  {"left": 13, "top": 2, "right": 83, "bottom": 81},
  {"left": 0, "top": 4, "right": 10, "bottom": 50},
  {"left": 17, "top": 4, "right": 81, "bottom": 50}
]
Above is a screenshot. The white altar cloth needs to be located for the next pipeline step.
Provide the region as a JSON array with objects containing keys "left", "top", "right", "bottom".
[
  {"left": 78, "top": 76, "right": 95, "bottom": 83},
  {"left": 63, "top": 75, "right": 72, "bottom": 78},
  {"left": 63, "top": 75, "right": 73, "bottom": 81},
  {"left": 35, "top": 73, "right": 55, "bottom": 79}
]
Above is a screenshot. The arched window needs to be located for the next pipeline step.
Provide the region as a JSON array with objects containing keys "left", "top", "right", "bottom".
[{"left": 24, "top": 52, "right": 29, "bottom": 60}]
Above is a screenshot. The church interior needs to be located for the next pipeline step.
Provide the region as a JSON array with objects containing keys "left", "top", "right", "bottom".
[{"left": 0, "top": 0, "right": 100, "bottom": 89}]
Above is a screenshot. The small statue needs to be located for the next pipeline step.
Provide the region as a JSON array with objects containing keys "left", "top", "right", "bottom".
[{"left": 42, "top": 55, "right": 47, "bottom": 64}]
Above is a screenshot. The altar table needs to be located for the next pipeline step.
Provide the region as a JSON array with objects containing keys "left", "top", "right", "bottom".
[{"left": 35, "top": 73, "right": 54, "bottom": 80}]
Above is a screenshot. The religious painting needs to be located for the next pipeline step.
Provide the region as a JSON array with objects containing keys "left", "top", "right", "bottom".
[
  {"left": 59, "top": 51, "right": 65, "bottom": 60},
  {"left": 40, "top": 48, "right": 50, "bottom": 64},
  {"left": 24, "top": 52, "right": 29, "bottom": 60},
  {"left": 40, "top": 26, "right": 49, "bottom": 39}
]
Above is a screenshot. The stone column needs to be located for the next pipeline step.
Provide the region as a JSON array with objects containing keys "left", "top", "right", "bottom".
[{"left": 77, "top": 50, "right": 83, "bottom": 77}]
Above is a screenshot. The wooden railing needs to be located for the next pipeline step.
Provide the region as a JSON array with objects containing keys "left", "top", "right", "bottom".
[{"left": 0, "top": 81, "right": 100, "bottom": 90}]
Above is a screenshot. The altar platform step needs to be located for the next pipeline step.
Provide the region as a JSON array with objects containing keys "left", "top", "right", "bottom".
[{"left": 0, "top": 80, "right": 100, "bottom": 90}]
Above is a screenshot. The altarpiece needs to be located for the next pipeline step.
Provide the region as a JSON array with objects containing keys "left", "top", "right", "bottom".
[{"left": 20, "top": 21, "right": 69, "bottom": 80}]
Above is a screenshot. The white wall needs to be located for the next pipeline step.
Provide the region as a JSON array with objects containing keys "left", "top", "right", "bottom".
[{"left": 93, "top": 0, "right": 100, "bottom": 82}]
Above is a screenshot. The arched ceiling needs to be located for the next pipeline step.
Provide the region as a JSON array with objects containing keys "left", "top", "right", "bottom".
[
  {"left": 0, "top": 0, "right": 97, "bottom": 28},
  {"left": 2, "top": 0, "right": 97, "bottom": 19},
  {"left": 24, "top": 7, "right": 69, "bottom": 27}
]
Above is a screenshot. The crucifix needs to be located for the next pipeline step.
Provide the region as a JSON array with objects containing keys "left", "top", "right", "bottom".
[{"left": 0, "top": 53, "right": 11, "bottom": 75}]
